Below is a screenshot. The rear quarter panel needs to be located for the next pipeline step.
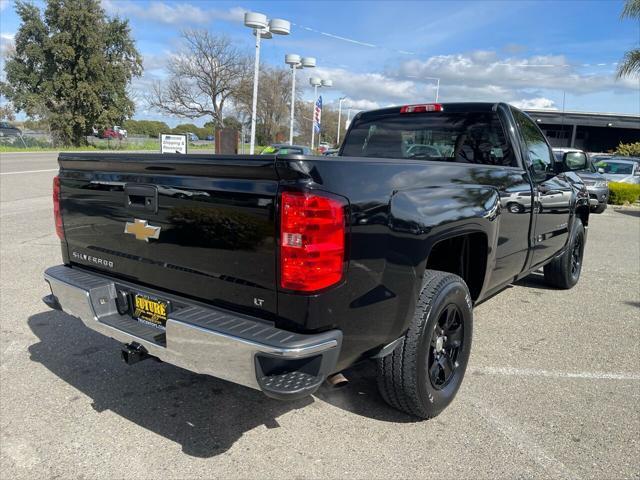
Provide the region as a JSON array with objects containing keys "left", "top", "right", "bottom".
[{"left": 275, "top": 156, "right": 531, "bottom": 369}]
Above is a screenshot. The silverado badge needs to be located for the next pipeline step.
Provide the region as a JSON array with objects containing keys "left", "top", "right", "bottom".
[{"left": 124, "top": 219, "right": 161, "bottom": 242}]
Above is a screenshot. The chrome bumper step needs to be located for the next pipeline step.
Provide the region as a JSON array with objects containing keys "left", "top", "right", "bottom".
[{"left": 43, "top": 265, "right": 341, "bottom": 397}]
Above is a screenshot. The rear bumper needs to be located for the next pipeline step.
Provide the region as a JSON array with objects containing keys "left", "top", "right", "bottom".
[{"left": 43, "top": 265, "right": 341, "bottom": 400}]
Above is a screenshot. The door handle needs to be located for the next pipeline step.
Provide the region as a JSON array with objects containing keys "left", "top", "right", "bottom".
[{"left": 124, "top": 184, "right": 158, "bottom": 213}]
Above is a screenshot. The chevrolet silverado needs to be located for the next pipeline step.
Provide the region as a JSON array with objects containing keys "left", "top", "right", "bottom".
[{"left": 43, "top": 102, "right": 590, "bottom": 418}]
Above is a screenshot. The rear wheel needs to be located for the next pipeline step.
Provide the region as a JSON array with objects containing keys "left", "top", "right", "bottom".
[
  {"left": 543, "top": 218, "right": 585, "bottom": 289},
  {"left": 592, "top": 203, "right": 606, "bottom": 214},
  {"left": 376, "top": 270, "right": 473, "bottom": 419}
]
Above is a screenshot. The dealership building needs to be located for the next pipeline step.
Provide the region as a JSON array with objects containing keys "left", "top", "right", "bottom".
[{"left": 524, "top": 109, "right": 639, "bottom": 153}]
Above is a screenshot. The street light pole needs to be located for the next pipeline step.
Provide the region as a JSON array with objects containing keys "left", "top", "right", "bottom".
[
  {"left": 290, "top": 64, "right": 297, "bottom": 145},
  {"left": 286, "top": 55, "right": 315, "bottom": 145},
  {"left": 244, "top": 12, "right": 290, "bottom": 154},
  {"left": 249, "top": 29, "right": 262, "bottom": 154},
  {"left": 337, "top": 96, "right": 347, "bottom": 145},
  {"left": 422, "top": 76, "right": 440, "bottom": 102}
]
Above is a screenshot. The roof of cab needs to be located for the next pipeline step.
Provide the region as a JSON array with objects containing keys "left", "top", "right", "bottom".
[{"left": 354, "top": 102, "right": 504, "bottom": 121}]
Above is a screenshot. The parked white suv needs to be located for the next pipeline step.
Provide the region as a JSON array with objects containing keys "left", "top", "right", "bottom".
[{"left": 113, "top": 125, "right": 128, "bottom": 138}]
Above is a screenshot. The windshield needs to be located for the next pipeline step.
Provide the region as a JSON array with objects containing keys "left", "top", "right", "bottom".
[
  {"left": 261, "top": 146, "right": 303, "bottom": 155},
  {"left": 595, "top": 161, "right": 635, "bottom": 175},
  {"left": 341, "top": 111, "right": 516, "bottom": 166}
]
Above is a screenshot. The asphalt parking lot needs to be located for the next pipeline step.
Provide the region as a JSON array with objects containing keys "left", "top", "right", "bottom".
[{"left": 1, "top": 152, "right": 639, "bottom": 479}]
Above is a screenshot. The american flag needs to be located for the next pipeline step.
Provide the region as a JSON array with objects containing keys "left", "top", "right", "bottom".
[{"left": 313, "top": 95, "right": 322, "bottom": 133}]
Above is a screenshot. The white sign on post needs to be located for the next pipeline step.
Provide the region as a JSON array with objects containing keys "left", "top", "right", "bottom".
[{"left": 160, "top": 133, "right": 188, "bottom": 154}]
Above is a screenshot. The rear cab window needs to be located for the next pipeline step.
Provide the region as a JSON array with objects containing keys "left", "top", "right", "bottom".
[{"left": 341, "top": 108, "right": 516, "bottom": 167}]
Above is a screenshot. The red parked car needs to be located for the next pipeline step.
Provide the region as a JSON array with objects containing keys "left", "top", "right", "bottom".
[{"left": 101, "top": 128, "right": 124, "bottom": 140}]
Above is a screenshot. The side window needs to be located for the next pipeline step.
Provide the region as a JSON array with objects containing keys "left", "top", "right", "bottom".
[{"left": 512, "top": 109, "right": 552, "bottom": 181}]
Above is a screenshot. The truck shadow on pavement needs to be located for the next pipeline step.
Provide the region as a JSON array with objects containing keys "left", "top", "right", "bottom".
[
  {"left": 28, "top": 311, "right": 414, "bottom": 458},
  {"left": 28, "top": 310, "right": 313, "bottom": 458},
  {"left": 513, "top": 271, "right": 550, "bottom": 290}
]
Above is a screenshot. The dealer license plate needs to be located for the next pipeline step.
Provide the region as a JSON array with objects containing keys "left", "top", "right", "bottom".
[{"left": 132, "top": 294, "right": 170, "bottom": 329}]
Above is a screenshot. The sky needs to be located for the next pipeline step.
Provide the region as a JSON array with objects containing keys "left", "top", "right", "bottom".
[{"left": 1, "top": 0, "right": 639, "bottom": 126}]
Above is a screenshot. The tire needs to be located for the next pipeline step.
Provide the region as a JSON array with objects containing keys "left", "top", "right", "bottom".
[
  {"left": 376, "top": 270, "right": 473, "bottom": 419},
  {"left": 592, "top": 203, "right": 606, "bottom": 214},
  {"left": 507, "top": 202, "right": 523, "bottom": 214},
  {"left": 543, "top": 218, "right": 585, "bottom": 289}
]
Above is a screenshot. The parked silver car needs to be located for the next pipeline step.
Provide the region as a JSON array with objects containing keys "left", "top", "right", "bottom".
[
  {"left": 0, "top": 121, "right": 22, "bottom": 137},
  {"left": 553, "top": 148, "right": 609, "bottom": 213},
  {"left": 594, "top": 157, "right": 640, "bottom": 185}
]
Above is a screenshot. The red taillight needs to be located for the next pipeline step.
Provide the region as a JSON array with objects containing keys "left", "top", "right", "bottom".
[
  {"left": 400, "top": 103, "right": 443, "bottom": 113},
  {"left": 280, "top": 191, "right": 346, "bottom": 292},
  {"left": 53, "top": 176, "right": 64, "bottom": 240}
]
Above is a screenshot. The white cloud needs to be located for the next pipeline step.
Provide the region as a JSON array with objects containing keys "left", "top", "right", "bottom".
[
  {"left": 510, "top": 98, "right": 557, "bottom": 110},
  {"left": 344, "top": 99, "right": 380, "bottom": 111},
  {"left": 290, "top": 50, "right": 635, "bottom": 114},
  {"left": 142, "top": 53, "right": 168, "bottom": 72},
  {"left": 102, "top": 1, "right": 245, "bottom": 25},
  {"left": 0, "top": 0, "right": 9, "bottom": 12},
  {"left": 398, "top": 52, "right": 635, "bottom": 95},
  {"left": 0, "top": 32, "right": 14, "bottom": 58},
  {"left": 299, "top": 67, "right": 420, "bottom": 107}
]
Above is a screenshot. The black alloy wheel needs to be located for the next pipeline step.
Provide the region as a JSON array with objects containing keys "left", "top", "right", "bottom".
[
  {"left": 543, "top": 218, "right": 585, "bottom": 289},
  {"left": 571, "top": 235, "right": 583, "bottom": 278},
  {"left": 428, "top": 304, "right": 464, "bottom": 390}
]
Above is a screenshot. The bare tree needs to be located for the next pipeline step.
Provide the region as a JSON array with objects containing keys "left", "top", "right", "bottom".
[
  {"left": 235, "top": 65, "right": 298, "bottom": 144},
  {"left": 148, "top": 30, "right": 249, "bottom": 127},
  {"left": 294, "top": 100, "right": 340, "bottom": 147}
]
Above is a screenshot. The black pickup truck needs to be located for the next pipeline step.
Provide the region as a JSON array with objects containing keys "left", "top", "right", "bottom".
[{"left": 43, "top": 102, "right": 590, "bottom": 419}]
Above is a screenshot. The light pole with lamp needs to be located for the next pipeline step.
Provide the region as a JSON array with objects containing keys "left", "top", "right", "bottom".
[
  {"left": 244, "top": 12, "right": 290, "bottom": 154},
  {"left": 310, "top": 78, "right": 331, "bottom": 150},
  {"left": 285, "top": 54, "right": 316, "bottom": 145},
  {"left": 336, "top": 96, "right": 347, "bottom": 145},
  {"left": 424, "top": 76, "right": 440, "bottom": 102}
]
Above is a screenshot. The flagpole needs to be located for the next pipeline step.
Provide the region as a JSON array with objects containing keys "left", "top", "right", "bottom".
[{"left": 311, "top": 84, "right": 318, "bottom": 150}]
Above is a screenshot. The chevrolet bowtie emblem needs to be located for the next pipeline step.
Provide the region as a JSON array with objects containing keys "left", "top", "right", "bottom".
[{"left": 124, "top": 219, "right": 161, "bottom": 242}]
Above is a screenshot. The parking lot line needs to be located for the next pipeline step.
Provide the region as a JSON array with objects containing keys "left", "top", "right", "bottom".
[
  {"left": 469, "top": 395, "right": 582, "bottom": 480},
  {"left": 0, "top": 169, "right": 58, "bottom": 175},
  {"left": 470, "top": 366, "right": 640, "bottom": 381}
]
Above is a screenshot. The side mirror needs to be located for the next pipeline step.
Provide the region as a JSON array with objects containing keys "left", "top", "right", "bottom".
[
  {"left": 562, "top": 151, "right": 587, "bottom": 171},
  {"left": 598, "top": 167, "right": 605, "bottom": 174}
]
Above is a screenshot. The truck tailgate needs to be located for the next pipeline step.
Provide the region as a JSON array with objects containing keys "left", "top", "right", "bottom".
[{"left": 58, "top": 153, "right": 279, "bottom": 317}]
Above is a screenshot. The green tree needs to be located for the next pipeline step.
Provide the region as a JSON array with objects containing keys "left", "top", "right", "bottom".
[
  {"left": 617, "top": 0, "right": 640, "bottom": 78},
  {"left": 123, "top": 119, "right": 170, "bottom": 137},
  {"left": 171, "top": 123, "right": 208, "bottom": 139},
  {"left": 1, "top": 0, "right": 142, "bottom": 145},
  {"left": 222, "top": 116, "right": 242, "bottom": 131},
  {"left": 614, "top": 141, "right": 640, "bottom": 156}
]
